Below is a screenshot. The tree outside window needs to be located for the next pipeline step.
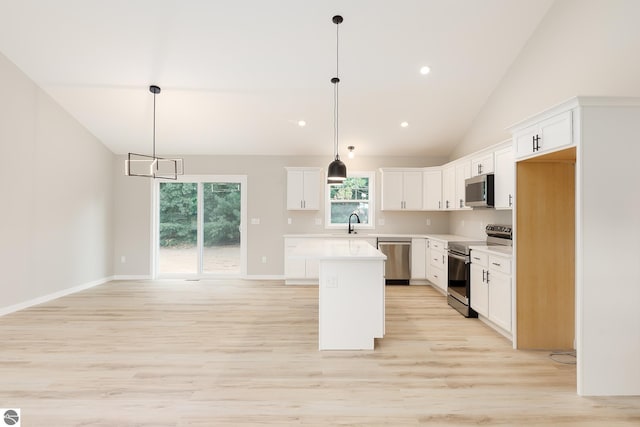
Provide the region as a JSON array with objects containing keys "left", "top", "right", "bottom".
[{"left": 327, "top": 173, "right": 374, "bottom": 227}]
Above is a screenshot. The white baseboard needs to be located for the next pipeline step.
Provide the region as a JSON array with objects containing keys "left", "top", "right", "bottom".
[
  {"left": 0, "top": 276, "right": 113, "bottom": 317},
  {"left": 243, "top": 275, "right": 285, "bottom": 281},
  {"left": 111, "top": 275, "right": 153, "bottom": 281}
]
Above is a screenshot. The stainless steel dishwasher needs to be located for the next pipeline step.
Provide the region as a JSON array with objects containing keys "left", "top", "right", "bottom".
[{"left": 377, "top": 237, "right": 411, "bottom": 285}]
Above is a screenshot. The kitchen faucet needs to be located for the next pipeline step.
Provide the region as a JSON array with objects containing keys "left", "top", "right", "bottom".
[{"left": 348, "top": 212, "right": 361, "bottom": 234}]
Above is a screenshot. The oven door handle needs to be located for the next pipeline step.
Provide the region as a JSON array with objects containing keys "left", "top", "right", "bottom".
[{"left": 448, "top": 251, "right": 469, "bottom": 263}]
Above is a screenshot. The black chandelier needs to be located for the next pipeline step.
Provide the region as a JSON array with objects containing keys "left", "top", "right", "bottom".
[{"left": 125, "top": 85, "right": 184, "bottom": 179}]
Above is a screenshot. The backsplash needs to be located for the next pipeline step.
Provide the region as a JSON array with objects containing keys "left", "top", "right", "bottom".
[{"left": 449, "top": 209, "right": 512, "bottom": 239}]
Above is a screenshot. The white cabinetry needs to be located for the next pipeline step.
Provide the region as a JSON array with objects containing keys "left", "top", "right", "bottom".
[
  {"left": 411, "top": 238, "right": 427, "bottom": 280},
  {"left": 513, "top": 110, "right": 573, "bottom": 160},
  {"left": 455, "top": 161, "right": 472, "bottom": 210},
  {"left": 427, "top": 239, "right": 447, "bottom": 293},
  {"left": 470, "top": 248, "right": 512, "bottom": 335},
  {"left": 494, "top": 145, "right": 514, "bottom": 209},
  {"left": 380, "top": 169, "right": 423, "bottom": 211},
  {"left": 471, "top": 152, "right": 494, "bottom": 177},
  {"left": 422, "top": 168, "right": 443, "bottom": 210},
  {"left": 286, "top": 168, "right": 321, "bottom": 210},
  {"left": 284, "top": 238, "right": 319, "bottom": 284},
  {"left": 442, "top": 164, "right": 456, "bottom": 210}
]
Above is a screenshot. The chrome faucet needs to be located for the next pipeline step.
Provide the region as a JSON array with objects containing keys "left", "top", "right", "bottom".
[{"left": 348, "top": 212, "right": 361, "bottom": 234}]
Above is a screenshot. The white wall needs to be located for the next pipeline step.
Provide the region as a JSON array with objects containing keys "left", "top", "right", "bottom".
[
  {"left": 0, "top": 52, "right": 115, "bottom": 313},
  {"left": 449, "top": 210, "right": 512, "bottom": 240},
  {"left": 452, "top": 0, "right": 640, "bottom": 159},
  {"left": 447, "top": 0, "right": 640, "bottom": 396},
  {"left": 112, "top": 154, "right": 450, "bottom": 278}
]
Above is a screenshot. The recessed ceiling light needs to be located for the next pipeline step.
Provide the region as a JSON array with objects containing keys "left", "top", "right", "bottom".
[
  {"left": 420, "top": 66, "right": 431, "bottom": 75},
  {"left": 298, "top": 120, "right": 306, "bottom": 127},
  {"left": 400, "top": 121, "right": 409, "bottom": 128}
]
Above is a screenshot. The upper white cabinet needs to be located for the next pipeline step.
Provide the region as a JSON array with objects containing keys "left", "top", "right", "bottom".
[
  {"left": 380, "top": 169, "right": 423, "bottom": 211},
  {"left": 493, "top": 145, "right": 514, "bottom": 209},
  {"left": 286, "top": 168, "right": 321, "bottom": 210},
  {"left": 441, "top": 161, "right": 470, "bottom": 211},
  {"left": 422, "top": 167, "right": 443, "bottom": 210},
  {"left": 442, "top": 164, "right": 456, "bottom": 210},
  {"left": 454, "top": 161, "right": 472, "bottom": 210},
  {"left": 513, "top": 110, "right": 573, "bottom": 160},
  {"left": 470, "top": 152, "right": 494, "bottom": 177}
]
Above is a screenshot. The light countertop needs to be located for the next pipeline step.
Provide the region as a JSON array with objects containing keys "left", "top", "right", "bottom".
[
  {"left": 284, "top": 233, "right": 476, "bottom": 242},
  {"left": 288, "top": 238, "right": 386, "bottom": 261},
  {"left": 469, "top": 245, "right": 513, "bottom": 257}
]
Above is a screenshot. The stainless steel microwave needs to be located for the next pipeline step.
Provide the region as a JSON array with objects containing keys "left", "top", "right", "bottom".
[{"left": 465, "top": 174, "right": 495, "bottom": 208}]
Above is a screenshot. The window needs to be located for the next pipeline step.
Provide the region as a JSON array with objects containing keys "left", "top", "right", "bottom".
[{"left": 326, "top": 172, "right": 375, "bottom": 228}]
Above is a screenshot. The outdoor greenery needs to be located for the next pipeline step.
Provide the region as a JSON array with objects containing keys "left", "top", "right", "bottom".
[
  {"left": 159, "top": 182, "right": 241, "bottom": 247},
  {"left": 329, "top": 177, "right": 369, "bottom": 224}
]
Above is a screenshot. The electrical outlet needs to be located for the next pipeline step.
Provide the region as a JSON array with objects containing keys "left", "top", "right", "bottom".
[
  {"left": 326, "top": 276, "right": 338, "bottom": 288},
  {"left": 379, "top": 218, "right": 385, "bottom": 226},
  {"left": 287, "top": 218, "right": 292, "bottom": 225},
  {"left": 120, "top": 256, "right": 126, "bottom": 264},
  {"left": 261, "top": 256, "right": 267, "bottom": 264},
  {"left": 426, "top": 218, "right": 431, "bottom": 226},
  {"left": 315, "top": 218, "right": 322, "bottom": 225},
  {"left": 251, "top": 218, "right": 260, "bottom": 225}
]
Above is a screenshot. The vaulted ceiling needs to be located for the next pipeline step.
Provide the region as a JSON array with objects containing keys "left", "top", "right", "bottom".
[{"left": 0, "top": 0, "right": 554, "bottom": 157}]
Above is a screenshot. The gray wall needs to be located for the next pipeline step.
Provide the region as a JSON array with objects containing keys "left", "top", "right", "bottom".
[
  {"left": 112, "top": 154, "right": 450, "bottom": 278},
  {"left": 451, "top": 0, "right": 640, "bottom": 159},
  {"left": 0, "top": 52, "right": 114, "bottom": 312}
]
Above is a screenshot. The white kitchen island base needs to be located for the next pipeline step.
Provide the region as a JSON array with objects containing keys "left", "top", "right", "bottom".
[
  {"left": 319, "top": 259, "right": 385, "bottom": 350},
  {"left": 289, "top": 239, "right": 386, "bottom": 351}
]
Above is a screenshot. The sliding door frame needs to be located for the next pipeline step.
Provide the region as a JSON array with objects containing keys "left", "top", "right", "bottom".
[{"left": 151, "top": 174, "right": 248, "bottom": 279}]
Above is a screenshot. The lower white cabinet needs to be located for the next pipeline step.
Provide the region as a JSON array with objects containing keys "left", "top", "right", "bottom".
[
  {"left": 284, "top": 238, "right": 319, "bottom": 284},
  {"left": 470, "top": 249, "right": 512, "bottom": 334},
  {"left": 411, "top": 238, "right": 427, "bottom": 280},
  {"left": 285, "top": 237, "right": 378, "bottom": 285},
  {"left": 427, "top": 239, "right": 447, "bottom": 293}
]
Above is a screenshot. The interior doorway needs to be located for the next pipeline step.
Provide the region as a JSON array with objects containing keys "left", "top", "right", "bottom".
[{"left": 154, "top": 175, "right": 247, "bottom": 278}]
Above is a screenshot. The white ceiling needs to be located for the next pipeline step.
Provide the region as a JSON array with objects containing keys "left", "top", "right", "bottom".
[{"left": 0, "top": 0, "right": 554, "bottom": 158}]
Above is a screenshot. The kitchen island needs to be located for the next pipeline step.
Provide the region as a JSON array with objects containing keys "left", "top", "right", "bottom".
[{"left": 288, "top": 238, "right": 387, "bottom": 350}]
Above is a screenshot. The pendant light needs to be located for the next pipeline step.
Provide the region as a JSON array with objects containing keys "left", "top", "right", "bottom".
[
  {"left": 125, "top": 85, "right": 184, "bottom": 179},
  {"left": 327, "top": 14, "right": 347, "bottom": 185}
]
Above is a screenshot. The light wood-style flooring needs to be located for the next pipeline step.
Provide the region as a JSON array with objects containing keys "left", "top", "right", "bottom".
[{"left": 1, "top": 280, "right": 639, "bottom": 426}]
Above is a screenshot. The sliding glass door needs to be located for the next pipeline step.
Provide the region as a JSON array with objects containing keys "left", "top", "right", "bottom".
[{"left": 155, "top": 176, "right": 246, "bottom": 278}]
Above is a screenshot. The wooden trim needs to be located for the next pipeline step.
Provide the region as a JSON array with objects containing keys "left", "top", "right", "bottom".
[{"left": 516, "top": 153, "right": 575, "bottom": 350}]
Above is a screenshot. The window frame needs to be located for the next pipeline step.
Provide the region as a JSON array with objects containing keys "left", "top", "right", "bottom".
[{"left": 324, "top": 171, "right": 375, "bottom": 230}]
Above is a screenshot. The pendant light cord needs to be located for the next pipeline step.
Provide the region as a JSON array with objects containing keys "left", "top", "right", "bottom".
[
  {"left": 333, "top": 17, "right": 340, "bottom": 159},
  {"left": 152, "top": 90, "right": 157, "bottom": 160}
]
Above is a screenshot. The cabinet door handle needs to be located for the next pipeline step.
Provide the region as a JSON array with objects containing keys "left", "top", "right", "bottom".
[
  {"left": 533, "top": 134, "right": 541, "bottom": 152},
  {"left": 532, "top": 135, "right": 536, "bottom": 152},
  {"left": 492, "top": 262, "right": 501, "bottom": 267},
  {"left": 486, "top": 270, "right": 490, "bottom": 284},
  {"left": 473, "top": 256, "right": 481, "bottom": 261},
  {"left": 482, "top": 269, "right": 486, "bottom": 283},
  {"left": 438, "top": 200, "right": 441, "bottom": 209},
  {"left": 446, "top": 200, "right": 449, "bottom": 209},
  {"left": 442, "top": 255, "right": 445, "bottom": 264},
  {"left": 509, "top": 194, "right": 513, "bottom": 207},
  {"left": 478, "top": 164, "right": 482, "bottom": 175},
  {"left": 459, "top": 199, "right": 463, "bottom": 208}
]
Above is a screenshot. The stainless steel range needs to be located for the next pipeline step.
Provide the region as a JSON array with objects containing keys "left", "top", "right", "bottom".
[{"left": 447, "top": 224, "right": 512, "bottom": 317}]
